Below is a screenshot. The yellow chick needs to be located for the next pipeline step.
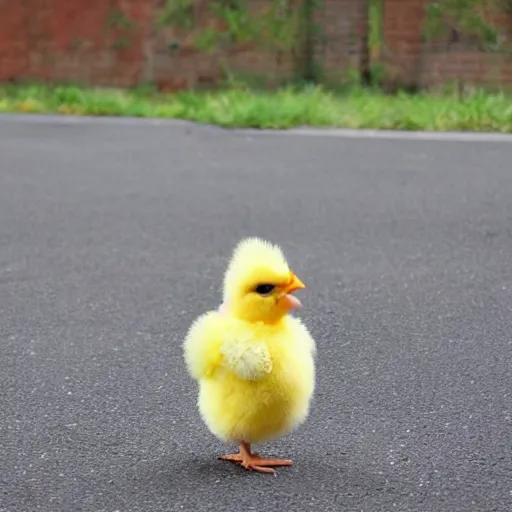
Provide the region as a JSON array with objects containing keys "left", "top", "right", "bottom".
[{"left": 183, "top": 237, "right": 316, "bottom": 474}]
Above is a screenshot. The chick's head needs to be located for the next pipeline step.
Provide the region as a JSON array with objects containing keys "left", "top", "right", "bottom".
[{"left": 222, "top": 237, "right": 305, "bottom": 324}]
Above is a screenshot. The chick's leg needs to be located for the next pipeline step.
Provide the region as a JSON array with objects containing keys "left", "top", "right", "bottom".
[{"left": 219, "top": 442, "right": 292, "bottom": 474}]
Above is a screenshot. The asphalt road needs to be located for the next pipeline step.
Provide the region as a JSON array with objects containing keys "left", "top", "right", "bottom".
[{"left": 1, "top": 116, "right": 512, "bottom": 512}]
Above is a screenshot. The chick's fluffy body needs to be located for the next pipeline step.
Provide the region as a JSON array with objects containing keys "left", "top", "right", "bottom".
[
  {"left": 185, "top": 312, "right": 315, "bottom": 443},
  {"left": 183, "top": 237, "right": 316, "bottom": 444}
]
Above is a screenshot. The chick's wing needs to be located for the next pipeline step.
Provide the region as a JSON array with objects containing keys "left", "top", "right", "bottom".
[
  {"left": 183, "top": 311, "right": 225, "bottom": 380},
  {"left": 184, "top": 312, "right": 272, "bottom": 382}
]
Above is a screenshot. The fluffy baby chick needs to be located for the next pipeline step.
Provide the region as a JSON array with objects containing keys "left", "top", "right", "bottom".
[{"left": 183, "top": 237, "right": 316, "bottom": 474}]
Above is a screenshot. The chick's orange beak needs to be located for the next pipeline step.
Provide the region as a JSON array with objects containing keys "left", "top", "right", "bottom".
[
  {"left": 283, "top": 272, "right": 306, "bottom": 294},
  {"left": 279, "top": 272, "right": 306, "bottom": 312}
]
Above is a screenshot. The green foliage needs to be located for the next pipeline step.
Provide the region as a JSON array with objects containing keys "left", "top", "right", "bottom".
[
  {"left": 111, "top": 38, "right": 131, "bottom": 51},
  {"left": 1, "top": 82, "right": 512, "bottom": 133},
  {"left": 260, "top": 1, "right": 301, "bottom": 52},
  {"left": 158, "top": 0, "right": 323, "bottom": 81},
  {"left": 369, "top": 0, "right": 384, "bottom": 58},
  {"left": 193, "top": 28, "right": 221, "bottom": 52},
  {"left": 424, "top": 0, "right": 501, "bottom": 50},
  {"left": 422, "top": 0, "right": 512, "bottom": 99},
  {"left": 296, "top": 0, "right": 321, "bottom": 81},
  {"left": 107, "top": 9, "right": 136, "bottom": 30},
  {"left": 158, "top": 0, "right": 195, "bottom": 28},
  {"left": 105, "top": 8, "right": 136, "bottom": 51},
  {"left": 159, "top": 0, "right": 302, "bottom": 52},
  {"left": 209, "top": 1, "right": 258, "bottom": 47}
]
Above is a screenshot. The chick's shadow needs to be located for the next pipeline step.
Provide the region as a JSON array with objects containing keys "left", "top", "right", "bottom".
[{"left": 138, "top": 451, "right": 405, "bottom": 506}]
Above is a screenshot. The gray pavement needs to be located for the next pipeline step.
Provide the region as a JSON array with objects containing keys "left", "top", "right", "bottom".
[{"left": 1, "top": 115, "right": 512, "bottom": 512}]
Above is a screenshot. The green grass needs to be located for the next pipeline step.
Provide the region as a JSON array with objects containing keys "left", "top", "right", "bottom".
[{"left": 1, "top": 82, "right": 512, "bottom": 132}]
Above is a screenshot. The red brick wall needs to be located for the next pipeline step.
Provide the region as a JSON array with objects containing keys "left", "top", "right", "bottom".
[
  {"left": 381, "top": 0, "right": 512, "bottom": 88},
  {"left": 316, "top": 0, "right": 368, "bottom": 83},
  {"left": 421, "top": 51, "right": 512, "bottom": 88},
  {"left": 0, "top": 0, "right": 365, "bottom": 89},
  {"left": 0, "top": 0, "right": 154, "bottom": 86},
  {"left": 380, "top": 0, "right": 424, "bottom": 86},
  {"left": 1, "top": 0, "right": 511, "bottom": 89}
]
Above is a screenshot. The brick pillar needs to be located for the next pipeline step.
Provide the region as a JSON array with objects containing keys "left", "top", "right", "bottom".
[
  {"left": 0, "top": 1, "right": 29, "bottom": 81},
  {"left": 382, "top": 0, "right": 428, "bottom": 87}
]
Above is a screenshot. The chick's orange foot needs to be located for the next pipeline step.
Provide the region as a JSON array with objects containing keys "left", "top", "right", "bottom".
[{"left": 219, "top": 442, "right": 292, "bottom": 474}]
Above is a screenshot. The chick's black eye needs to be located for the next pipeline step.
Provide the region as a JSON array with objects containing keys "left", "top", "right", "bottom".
[{"left": 255, "top": 284, "right": 275, "bottom": 295}]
